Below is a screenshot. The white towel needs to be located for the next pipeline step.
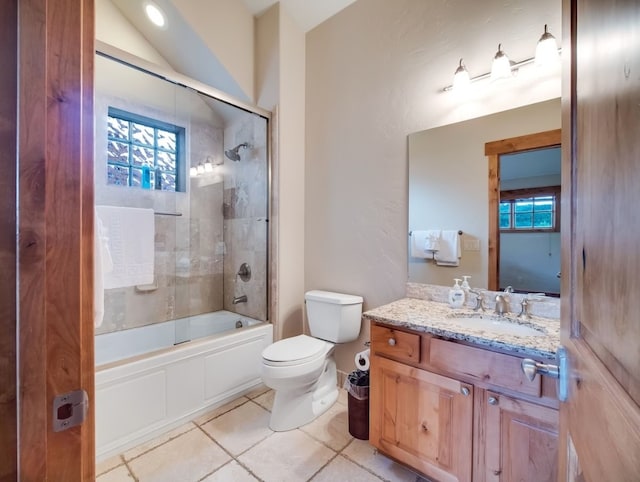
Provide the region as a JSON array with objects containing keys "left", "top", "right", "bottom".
[
  {"left": 93, "top": 214, "right": 106, "bottom": 328},
  {"left": 435, "top": 230, "right": 461, "bottom": 266},
  {"left": 96, "top": 206, "right": 155, "bottom": 289},
  {"left": 411, "top": 230, "right": 435, "bottom": 258},
  {"left": 424, "top": 230, "right": 441, "bottom": 252}
]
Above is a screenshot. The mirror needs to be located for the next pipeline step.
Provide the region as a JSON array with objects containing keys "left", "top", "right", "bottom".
[{"left": 408, "top": 99, "right": 561, "bottom": 292}]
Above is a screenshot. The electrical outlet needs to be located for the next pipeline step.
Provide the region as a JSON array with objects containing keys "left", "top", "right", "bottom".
[{"left": 463, "top": 239, "right": 480, "bottom": 251}]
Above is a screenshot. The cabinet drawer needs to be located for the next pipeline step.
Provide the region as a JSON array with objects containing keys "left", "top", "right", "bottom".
[
  {"left": 429, "top": 339, "right": 541, "bottom": 397},
  {"left": 371, "top": 324, "right": 420, "bottom": 364}
]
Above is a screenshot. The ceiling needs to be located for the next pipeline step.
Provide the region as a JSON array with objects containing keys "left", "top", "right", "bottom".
[
  {"left": 501, "top": 146, "right": 561, "bottom": 181},
  {"left": 108, "top": 0, "right": 357, "bottom": 102},
  {"left": 241, "top": 0, "right": 356, "bottom": 32}
]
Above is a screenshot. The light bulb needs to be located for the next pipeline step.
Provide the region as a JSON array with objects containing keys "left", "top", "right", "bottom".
[
  {"left": 197, "top": 163, "right": 205, "bottom": 175},
  {"left": 490, "top": 44, "right": 512, "bottom": 81},
  {"left": 452, "top": 59, "right": 470, "bottom": 92},
  {"left": 189, "top": 166, "right": 198, "bottom": 178},
  {"left": 535, "top": 25, "right": 560, "bottom": 66},
  {"left": 204, "top": 157, "right": 214, "bottom": 172}
]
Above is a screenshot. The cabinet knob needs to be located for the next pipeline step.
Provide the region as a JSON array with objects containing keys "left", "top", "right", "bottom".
[
  {"left": 460, "top": 386, "right": 470, "bottom": 396},
  {"left": 488, "top": 396, "right": 499, "bottom": 406},
  {"left": 388, "top": 338, "right": 396, "bottom": 346}
]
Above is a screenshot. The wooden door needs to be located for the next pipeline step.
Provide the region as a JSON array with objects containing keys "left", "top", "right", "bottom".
[
  {"left": 0, "top": 1, "right": 95, "bottom": 480},
  {"left": 370, "top": 355, "right": 473, "bottom": 482},
  {"left": 482, "top": 390, "right": 558, "bottom": 482},
  {"left": 559, "top": 0, "right": 640, "bottom": 480}
]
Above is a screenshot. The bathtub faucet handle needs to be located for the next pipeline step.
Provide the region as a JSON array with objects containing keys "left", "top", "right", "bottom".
[{"left": 237, "top": 263, "right": 251, "bottom": 282}]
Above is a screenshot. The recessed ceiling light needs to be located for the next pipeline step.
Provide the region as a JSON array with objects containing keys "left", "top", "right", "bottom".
[{"left": 144, "top": 2, "right": 166, "bottom": 28}]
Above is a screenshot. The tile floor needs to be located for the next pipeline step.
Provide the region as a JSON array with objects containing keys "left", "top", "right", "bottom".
[{"left": 96, "top": 387, "right": 431, "bottom": 482}]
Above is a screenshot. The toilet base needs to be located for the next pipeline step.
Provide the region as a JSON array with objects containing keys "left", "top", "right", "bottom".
[{"left": 269, "top": 358, "right": 338, "bottom": 431}]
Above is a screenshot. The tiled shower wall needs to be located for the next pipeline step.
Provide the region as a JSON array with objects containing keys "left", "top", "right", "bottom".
[
  {"left": 94, "top": 90, "right": 226, "bottom": 335},
  {"left": 222, "top": 115, "right": 269, "bottom": 322},
  {"left": 93, "top": 54, "right": 272, "bottom": 335}
]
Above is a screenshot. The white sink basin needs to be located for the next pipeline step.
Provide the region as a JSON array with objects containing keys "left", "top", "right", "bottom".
[{"left": 445, "top": 314, "right": 545, "bottom": 337}]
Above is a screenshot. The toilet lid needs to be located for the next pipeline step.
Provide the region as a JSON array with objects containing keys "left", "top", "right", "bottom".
[{"left": 262, "top": 335, "right": 331, "bottom": 365}]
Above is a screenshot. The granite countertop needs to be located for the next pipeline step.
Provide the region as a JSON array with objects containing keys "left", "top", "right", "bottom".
[{"left": 364, "top": 298, "right": 560, "bottom": 360}]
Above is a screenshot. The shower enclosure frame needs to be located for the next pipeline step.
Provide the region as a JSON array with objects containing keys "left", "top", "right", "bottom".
[{"left": 96, "top": 39, "right": 273, "bottom": 325}]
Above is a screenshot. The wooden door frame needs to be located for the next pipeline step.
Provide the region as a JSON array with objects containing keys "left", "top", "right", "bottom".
[
  {"left": 484, "top": 129, "right": 562, "bottom": 291},
  {"left": 0, "top": 1, "right": 96, "bottom": 479},
  {"left": 0, "top": 3, "right": 18, "bottom": 480}
]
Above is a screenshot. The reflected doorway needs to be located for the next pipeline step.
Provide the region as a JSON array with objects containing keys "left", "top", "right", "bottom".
[{"left": 485, "top": 130, "right": 561, "bottom": 294}]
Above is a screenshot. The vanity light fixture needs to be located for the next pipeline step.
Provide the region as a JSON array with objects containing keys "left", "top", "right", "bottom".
[
  {"left": 535, "top": 24, "right": 560, "bottom": 66},
  {"left": 444, "top": 25, "right": 561, "bottom": 92},
  {"left": 144, "top": 2, "right": 167, "bottom": 28}
]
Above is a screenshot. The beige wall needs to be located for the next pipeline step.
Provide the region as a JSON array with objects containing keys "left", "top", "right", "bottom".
[
  {"left": 172, "top": 0, "right": 255, "bottom": 101},
  {"left": 256, "top": 6, "right": 306, "bottom": 340},
  {"left": 305, "top": 0, "right": 561, "bottom": 373}
]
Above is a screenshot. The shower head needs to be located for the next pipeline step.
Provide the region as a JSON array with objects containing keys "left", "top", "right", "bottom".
[{"left": 224, "top": 142, "right": 249, "bottom": 161}]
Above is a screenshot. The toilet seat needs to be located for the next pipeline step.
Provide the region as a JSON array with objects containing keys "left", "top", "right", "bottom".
[{"left": 262, "top": 335, "right": 333, "bottom": 367}]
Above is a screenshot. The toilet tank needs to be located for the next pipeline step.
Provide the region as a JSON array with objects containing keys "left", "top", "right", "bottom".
[{"left": 305, "top": 290, "right": 363, "bottom": 343}]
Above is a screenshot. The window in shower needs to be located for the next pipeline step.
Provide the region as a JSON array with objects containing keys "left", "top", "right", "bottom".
[{"left": 107, "top": 107, "right": 185, "bottom": 192}]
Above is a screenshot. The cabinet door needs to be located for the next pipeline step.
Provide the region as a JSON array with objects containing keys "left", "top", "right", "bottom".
[
  {"left": 482, "top": 391, "right": 558, "bottom": 482},
  {"left": 370, "top": 355, "right": 473, "bottom": 482}
]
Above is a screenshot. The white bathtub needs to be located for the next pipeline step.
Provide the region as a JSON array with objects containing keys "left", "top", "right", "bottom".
[{"left": 95, "top": 311, "right": 273, "bottom": 460}]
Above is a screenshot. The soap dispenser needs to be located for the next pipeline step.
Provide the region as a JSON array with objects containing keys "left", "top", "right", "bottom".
[
  {"left": 449, "top": 278, "right": 466, "bottom": 308},
  {"left": 461, "top": 276, "right": 471, "bottom": 292}
]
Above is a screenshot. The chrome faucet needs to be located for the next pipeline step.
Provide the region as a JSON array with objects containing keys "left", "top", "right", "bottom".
[
  {"left": 232, "top": 294, "right": 248, "bottom": 304},
  {"left": 518, "top": 293, "right": 545, "bottom": 320},
  {"left": 469, "top": 289, "right": 487, "bottom": 312},
  {"left": 494, "top": 294, "right": 508, "bottom": 315},
  {"left": 495, "top": 286, "right": 514, "bottom": 315},
  {"left": 518, "top": 298, "right": 531, "bottom": 320}
]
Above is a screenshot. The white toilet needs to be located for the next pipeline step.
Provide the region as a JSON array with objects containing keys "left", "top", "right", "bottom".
[{"left": 261, "top": 290, "right": 363, "bottom": 431}]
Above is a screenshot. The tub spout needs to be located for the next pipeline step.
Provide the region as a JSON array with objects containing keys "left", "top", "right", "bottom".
[{"left": 233, "top": 295, "right": 248, "bottom": 304}]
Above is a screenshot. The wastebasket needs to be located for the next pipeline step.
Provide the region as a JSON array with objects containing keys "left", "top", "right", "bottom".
[{"left": 344, "top": 370, "right": 369, "bottom": 440}]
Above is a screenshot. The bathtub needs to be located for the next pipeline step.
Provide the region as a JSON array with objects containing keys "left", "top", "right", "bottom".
[{"left": 95, "top": 311, "right": 273, "bottom": 460}]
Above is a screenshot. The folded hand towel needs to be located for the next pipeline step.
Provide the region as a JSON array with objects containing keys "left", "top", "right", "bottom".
[
  {"left": 435, "top": 230, "right": 461, "bottom": 266},
  {"left": 424, "top": 230, "right": 441, "bottom": 252},
  {"left": 96, "top": 206, "right": 155, "bottom": 289},
  {"left": 411, "top": 230, "right": 437, "bottom": 258}
]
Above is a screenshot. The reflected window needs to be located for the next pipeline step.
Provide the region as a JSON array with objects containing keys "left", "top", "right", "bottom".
[
  {"left": 500, "top": 187, "right": 560, "bottom": 232},
  {"left": 107, "top": 107, "right": 185, "bottom": 192}
]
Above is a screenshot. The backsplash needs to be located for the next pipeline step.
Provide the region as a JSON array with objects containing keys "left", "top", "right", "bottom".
[{"left": 406, "top": 282, "right": 560, "bottom": 320}]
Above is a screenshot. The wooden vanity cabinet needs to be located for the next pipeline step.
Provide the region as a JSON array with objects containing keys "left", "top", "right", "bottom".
[
  {"left": 476, "top": 390, "right": 558, "bottom": 482},
  {"left": 370, "top": 355, "right": 473, "bottom": 482},
  {"left": 369, "top": 322, "right": 559, "bottom": 482},
  {"left": 370, "top": 325, "right": 473, "bottom": 481}
]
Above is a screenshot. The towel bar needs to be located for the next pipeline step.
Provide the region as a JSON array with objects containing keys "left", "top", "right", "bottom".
[{"left": 409, "top": 230, "right": 463, "bottom": 236}]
